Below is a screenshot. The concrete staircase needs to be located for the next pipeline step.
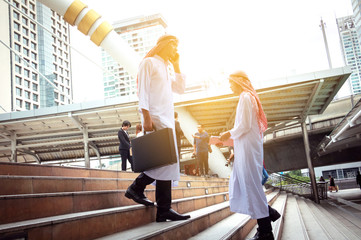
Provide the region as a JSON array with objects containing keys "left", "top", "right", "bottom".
[
  {"left": 278, "top": 193, "right": 361, "bottom": 240},
  {"left": 2, "top": 162, "right": 360, "bottom": 240},
  {"left": 0, "top": 162, "right": 280, "bottom": 240}
]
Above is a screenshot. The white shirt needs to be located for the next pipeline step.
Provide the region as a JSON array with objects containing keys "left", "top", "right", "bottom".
[
  {"left": 229, "top": 92, "right": 268, "bottom": 219},
  {"left": 138, "top": 55, "right": 186, "bottom": 181}
]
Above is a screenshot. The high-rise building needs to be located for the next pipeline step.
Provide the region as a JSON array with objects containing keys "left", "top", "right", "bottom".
[
  {"left": 102, "top": 14, "right": 167, "bottom": 99},
  {"left": 0, "top": 0, "right": 72, "bottom": 113},
  {"left": 351, "top": 0, "right": 361, "bottom": 42},
  {"left": 337, "top": 15, "right": 361, "bottom": 94}
]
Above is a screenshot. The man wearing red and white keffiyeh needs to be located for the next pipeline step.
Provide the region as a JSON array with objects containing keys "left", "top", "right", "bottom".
[{"left": 220, "top": 71, "right": 280, "bottom": 240}]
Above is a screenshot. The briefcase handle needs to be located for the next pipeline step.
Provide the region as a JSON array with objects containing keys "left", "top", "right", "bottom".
[{"left": 143, "top": 123, "right": 157, "bottom": 134}]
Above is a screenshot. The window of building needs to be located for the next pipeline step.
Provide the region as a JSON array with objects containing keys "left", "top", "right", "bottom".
[
  {"left": 33, "top": 104, "right": 38, "bottom": 109},
  {"left": 15, "top": 65, "right": 21, "bottom": 74},
  {"left": 15, "top": 76, "right": 22, "bottom": 85},
  {"left": 54, "top": 92, "right": 58, "bottom": 99},
  {"left": 24, "top": 80, "right": 30, "bottom": 88},
  {"left": 22, "top": 27, "right": 28, "bottom": 35},
  {"left": 13, "top": 1, "right": 19, "bottom": 8},
  {"left": 60, "top": 95, "right": 64, "bottom": 101},
  {"left": 32, "top": 73, "right": 37, "bottom": 81},
  {"left": 32, "top": 83, "right": 38, "bottom": 91},
  {"left": 31, "top": 52, "right": 36, "bottom": 60},
  {"left": 33, "top": 94, "right": 38, "bottom": 102},
  {"left": 25, "top": 102, "right": 30, "bottom": 110},
  {"left": 30, "top": 42, "right": 36, "bottom": 50},
  {"left": 24, "top": 90, "right": 30, "bottom": 99},
  {"left": 23, "top": 37, "right": 29, "bottom": 46},
  {"left": 14, "top": 43, "right": 21, "bottom": 52},
  {"left": 22, "top": 17, "right": 27, "bottom": 25},
  {"left": 16, "top": 87, "right": 22, "bottom": 96},
  {"left": 16, "top": 99, "right": 22, "bottom": 108},
  {"left": 30, "top": 22, "right": 35, "bottom": 31},
  {"left": 29, "top": 2, "right": 34, "bottom": 11},
  {"left": 24, "top": 68, "right": 30, "bottom": 78},
  {"left": 30, "top": 32, "right": 35, "bottom": 40},
  {"left": 14, "top": 21, "right": 20, "bottom": 31},
  {"left": 21, "top": 0, "right": 27, "bottom": 5},
  {"left": 13, "top": 11, "right": 20, "bottom": 20},
  {"left": 14, "top": 32, "right": 20, "bottom": 41},
  {"left": 21, "top": 6, "right": 27, "bottom": 14},
  {"left": 14, "top": 55, "right": 21, "bottom": 63},
  {"left": 31, "top": 62, "right": 37, "bottom": 69},
  {"left": 23, "top": 47, "right": 29, "bottom": 56}
]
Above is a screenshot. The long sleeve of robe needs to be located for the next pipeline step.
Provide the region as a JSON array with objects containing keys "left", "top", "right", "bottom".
[{"left": 228, "top": 92, "right": 268, "bottom": 219}]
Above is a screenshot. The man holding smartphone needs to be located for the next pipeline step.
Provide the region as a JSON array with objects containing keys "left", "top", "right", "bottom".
[{"left": 125, "top": 34, "right": 190, "bottom": 222}]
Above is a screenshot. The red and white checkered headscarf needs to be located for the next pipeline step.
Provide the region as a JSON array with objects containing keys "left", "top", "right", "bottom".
[{"left": 229, "top": 71, "right": 268, "bottom": 134}]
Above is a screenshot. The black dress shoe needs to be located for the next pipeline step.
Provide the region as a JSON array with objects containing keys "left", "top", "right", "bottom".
[
  {"left": 125, "top": 187, "right": 154, "bottom": 206},
  {"left": 269, "top": 207, "right": 281, "bottom": 222},
  {"left": 156, "top": 209, "right": 191, "bottom": 222},
  {"left": 248, "top": 231, "right": 274, "bottom": 240}
]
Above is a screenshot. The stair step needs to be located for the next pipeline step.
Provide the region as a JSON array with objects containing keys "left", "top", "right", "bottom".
[
  {"left": 0, "top": 162, "right": 229, "bottom": 182},
  {"left": 282, "top": 194, "right": 309, "bottom": 240},
  {"left": 245, "top": 191, "right": 286, "bottom": 240},
  {"left": 96, "top": 201, "right": 231, "bottom": 240},
  {"left": 0, "top": 191, "right": 230, "bottom": 239},
  {"left": 320, "top": 200, "right": 361, "bottom": 238},
  {"left": 192, "top": 190, "right": 281, "bottom": 240},
  {"left": 296, "top": 196, "right": 331, "bottom": 240},
  {"left": 305, "top": 198, "right": 359, "bottom": 240},
  {"left": 0, "top": 175, "right": 228, "bottom": 195},
  {"left": 0, "top": 185, "right": 228, "bottom": 224}
]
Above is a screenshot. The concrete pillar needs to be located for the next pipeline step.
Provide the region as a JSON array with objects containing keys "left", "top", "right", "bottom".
[
  {"left": 10, "top": 132, "right": 17, "bottom": 163},
  {"left": 301, "top": 121, "right": 319, "bottom": 203},
  {"left": 176, "top": 107, "right": 231, "bottom": 178},
  {"left": 83, "top": 127, "right": 90, "bottom": 168}
]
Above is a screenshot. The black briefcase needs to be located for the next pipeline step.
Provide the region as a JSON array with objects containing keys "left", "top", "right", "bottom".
[{"left": 131, "top": 128, "right": 177, "bottom": 172}]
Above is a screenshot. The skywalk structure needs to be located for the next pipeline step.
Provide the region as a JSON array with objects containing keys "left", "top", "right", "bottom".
[{"left": 0, "top": 0, "right": 361, "bottom": 204}]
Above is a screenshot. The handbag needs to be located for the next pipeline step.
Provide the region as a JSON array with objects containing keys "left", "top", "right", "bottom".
[{"left": 131, "top": 128, "right": 177, "bottom": 172}]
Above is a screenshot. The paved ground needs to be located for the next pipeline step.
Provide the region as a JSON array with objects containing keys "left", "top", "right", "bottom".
[{"left": 328, "top": 188, "right": 361, "bottom": 201}]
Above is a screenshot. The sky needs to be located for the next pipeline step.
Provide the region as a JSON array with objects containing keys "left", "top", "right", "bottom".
[{"left": 70, "top": 0, "right": 354, "bottom": 102}]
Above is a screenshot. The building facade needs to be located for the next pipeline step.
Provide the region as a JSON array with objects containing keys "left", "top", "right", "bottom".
[
  {"left": 337, "top": 15, "right": 361, "bottom": 95},
  {"left": 0, "top": 0, "right": 72, "bottom": 113},
  {"left": 102, "top": 14, "right": 167, "bottom": 99}
]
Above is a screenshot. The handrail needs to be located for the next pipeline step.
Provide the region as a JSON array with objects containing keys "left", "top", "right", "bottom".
[{"left": 266, "top": 169, "right": 328, "bottom": 202}]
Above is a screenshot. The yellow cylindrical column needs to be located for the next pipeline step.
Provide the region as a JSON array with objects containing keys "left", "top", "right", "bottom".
[{"left": 37, "top": 0, "right": 140, "bottom": 77}]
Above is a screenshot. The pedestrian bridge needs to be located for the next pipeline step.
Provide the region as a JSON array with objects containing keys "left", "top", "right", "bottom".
[{"left": 0, "top": 67, "right": 360, "bottom": 178}]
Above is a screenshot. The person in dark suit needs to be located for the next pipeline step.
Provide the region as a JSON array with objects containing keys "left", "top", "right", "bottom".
[
  {"left": 174, "top": 112, "right": 183, "bottom": 163},
  {"left": 118, "top": 120, "right": 133, "bottom": 171}
]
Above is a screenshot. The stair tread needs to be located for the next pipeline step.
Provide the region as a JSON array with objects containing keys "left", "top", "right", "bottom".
[
  {"left": 282, "top": 194, "right": 308, "bottom": 240},
  {"left": 296, "top": 197, "right": 331, "bottom": 240},
  {"left": 192, "top": 190, "right": 280, "bottom": 240},
  {"left": 96, "top": 202, "right": 230, "bottom": 240}
]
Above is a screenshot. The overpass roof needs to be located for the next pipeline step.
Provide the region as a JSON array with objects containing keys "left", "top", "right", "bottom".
[
  {"left": 0, "top": 67, "right": 351, "bottom": 163},
  {"left": 316, "top": 97, "right": 361, "bottom": 157}
]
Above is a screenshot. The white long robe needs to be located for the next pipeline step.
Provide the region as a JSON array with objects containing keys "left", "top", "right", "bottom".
[
  {"left": 229, "top": 92, "right": 268, "bottom": 219},
  {"left": 138, "top": 55, "right": 185, "bottom": 181}
]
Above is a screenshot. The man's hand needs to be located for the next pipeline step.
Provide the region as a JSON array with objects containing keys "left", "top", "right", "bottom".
[
  {"left": 141, "top": 109, "right": 154, "bottom": 131},
  {"left": 220, "top": 131, "right": 231, "bottom": 142}
]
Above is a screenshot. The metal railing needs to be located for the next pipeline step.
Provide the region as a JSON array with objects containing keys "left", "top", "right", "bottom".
[{"left": 266, "top": 170, "right": 328, "bottom": 201}]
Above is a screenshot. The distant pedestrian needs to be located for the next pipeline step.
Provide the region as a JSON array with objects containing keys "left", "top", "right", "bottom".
[
  {"left": 319, "top": 176, "right": 325, "bottom": 182},
  {"left": 328, "top": 175, "right": 338, "bottom": 192},
  {"left": 356, "top": 171, "right": 361, "bottom": 189},
  {"left": 135, "top": 123, "right": 144, "bottom": 137},
  {"left": 174, "top": 112, "right": 184, "bottom": 162},
  {"left": 192, "top": 124, "right": 209, "bottom": 176},
  {"left": 118, "top": 120, "right": 133, "bottom": 171}
]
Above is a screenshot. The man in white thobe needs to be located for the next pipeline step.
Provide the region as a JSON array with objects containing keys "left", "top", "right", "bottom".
[
  {"left": 220, "top": 71, "right": 280, "bottom": 240},
  {"left": 125, "top": 35, "right": 190, "bottom": 222}
]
